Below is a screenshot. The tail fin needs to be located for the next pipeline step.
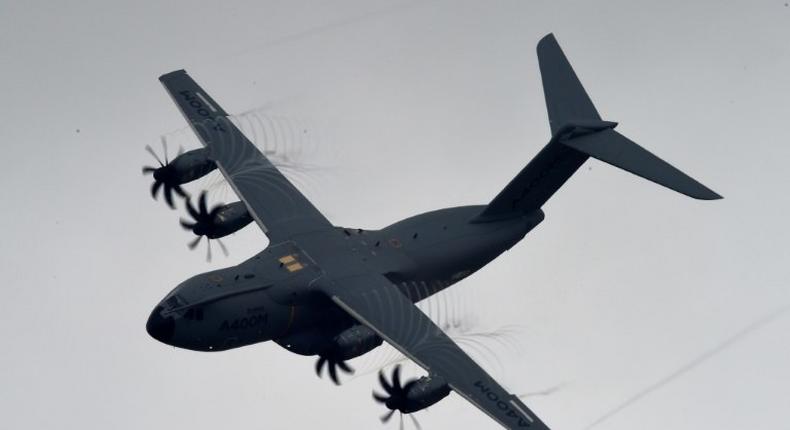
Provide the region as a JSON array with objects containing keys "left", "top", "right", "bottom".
[
  {"left": 475, "top": 34, "right": 721, "bottom": 222},
  {"left": 538, "top": 33, "right": 601, "bottom": 133}
]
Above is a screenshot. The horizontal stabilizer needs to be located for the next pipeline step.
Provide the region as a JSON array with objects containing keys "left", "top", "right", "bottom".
[{"left": 561, "top": 129, "right": 722, "bottom": 200}]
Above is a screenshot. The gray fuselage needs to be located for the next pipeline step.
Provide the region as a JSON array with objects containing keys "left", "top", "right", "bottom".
[{"left": 146, "top": 206, "right": 544, "bottom": 354}]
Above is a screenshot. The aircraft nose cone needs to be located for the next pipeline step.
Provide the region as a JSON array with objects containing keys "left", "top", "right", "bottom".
[{"left": 146, "top": 306, "right": 175, "bottom": 344}]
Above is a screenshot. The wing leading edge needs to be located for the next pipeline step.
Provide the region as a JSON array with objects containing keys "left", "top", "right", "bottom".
[
  {"left": 159, "top": 70, "right": 332, "bottom": 243},
  {"left": 320, "top": 274, "right": 551, "bottom": 430}
]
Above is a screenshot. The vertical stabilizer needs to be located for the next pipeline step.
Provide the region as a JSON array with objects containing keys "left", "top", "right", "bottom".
[
  {"left": 474, "top": 34, "right": 721, "bottom": 223},
  {"left": 538, "top": 34, "right": 601, "bottom": 134}
]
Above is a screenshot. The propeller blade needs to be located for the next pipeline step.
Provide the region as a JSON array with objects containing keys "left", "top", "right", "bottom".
[
  {"left": 380, "top": 410, "right": 395, "bottom": 424},
  {"left": 198, "top": 192, "right": 208, "bottom": 216},
  {"left": 173, "top": 184, "right": 187, "bottom": 198},
  {"left": 185, "top": 196, "right": 200, "bottom": 220},
  {"left": 399, "top": 412, "right": 404, "bottom": 430},
  {"left": 336, "top": 360, "right": 353, "bottom": 374},
  {"left": 216, "top": 238, "right": 229, "bottom": 257},
  {"left": 177, "top": 144, "right": 185, "bottom": 157},
  {"left": 142, "top": 166, "right": 157, "bottom": 175},
  {"left": 188, "top": 235, "right": 202, "bottom": 250},
  {"left": 151, "top": 180, "right": 163, "bottom": 199},
  {"left": 392, "top": 365, "right": 402, "bottom": 391},
  {"left": 180, "top": 218, "right": 196, "bottom": 231},
  {"left": 328, "top": 362, "right": 339, "bottom": 385},
  {"left": 315, "top": 356, "right": 326, "bottom": 377},
  {"left": 206, "top": 239, "right": 213, "bottom": 262},
  {"left": 372, "top": 392, "right": 389, "bottom": 404},
  {"left": 161, "top": 136, "right": 169, "bottom": 165},
  {"left": 378, "top": 370, "right": 393, "bottom": 394},
  {"left": 163, "top": 185, "right": 175, "bottom": 209},
  {"left": 145, "top": 144, "right": 164, "bottom": 166}
]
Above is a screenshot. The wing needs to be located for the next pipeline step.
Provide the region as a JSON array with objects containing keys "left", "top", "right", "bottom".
[
  {"left": 159, "top": 70, "right": 332, "bottom": 243},
  {"left": 320, "top": 273, "right": 551, "bottom": 430}
]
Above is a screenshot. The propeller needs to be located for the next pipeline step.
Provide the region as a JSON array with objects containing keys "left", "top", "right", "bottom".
[
  {"left": 180, "top": 191, "right": 230, "bottom": 262},
  {"left": 142, "top": 136, "right": 186, "bottom": 208},
  {"left": 373, "top": 365, "right": 423, "bottom": 429},
  {"left": 315, "top": 354, "right": 354, "bottom": 385}
]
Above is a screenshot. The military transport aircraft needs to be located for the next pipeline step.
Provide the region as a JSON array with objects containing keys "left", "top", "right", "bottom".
[{"left": 145, "top": 34, "right": 720, "bottom": 429}]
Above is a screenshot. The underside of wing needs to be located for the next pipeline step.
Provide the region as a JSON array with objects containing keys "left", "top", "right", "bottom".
[
  {"left": 320, "top": 274, "right": 551, "bottom": 430},
  {"left": 159, "top": 70, "right": 332, "bottom": 243}
]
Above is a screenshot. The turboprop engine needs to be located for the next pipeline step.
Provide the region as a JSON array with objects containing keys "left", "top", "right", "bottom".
[
  {"left": 373, "top": 365, "right": 451, "bottom": 425},
  {"left": 314, "top": 324, "right": 383, "bottom": 384},
  {"left": 142, "top": 141, "right": 217, "bottom": 207},
  {"left": 179, "top": 191, "right": 253, "bottom": 261}
]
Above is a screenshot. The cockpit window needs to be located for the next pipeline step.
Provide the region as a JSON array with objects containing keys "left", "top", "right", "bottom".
[{"left": 164, "top": 295, "right": 184, "bottom": 310}]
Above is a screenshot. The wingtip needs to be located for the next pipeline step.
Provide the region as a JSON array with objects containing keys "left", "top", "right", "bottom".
[
  {"left": 699, "top": 191, "right": 724, "bottom": 201},
  {"left": 537, "top": 33, "right": 557, "bottom": 49},
  {"left": 689, "top": 181, "right": 723, "bottom": 201},
  {"left": 158, "top": 69, "right": 188, "bottom": 82},
  {"left": 685, "top": 184, "right": 723, "bottom": 201}
]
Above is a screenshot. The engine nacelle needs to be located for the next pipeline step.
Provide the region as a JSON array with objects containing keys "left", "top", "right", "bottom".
[
  {"left": 401, "top": 375, "right": 451, "bottom": 413},
  {"left": 145, "top": 147, "right": 219, "bottom": 207},
  {"left": 201, "top": 201, "right": 253, "bottom": 239},
  {"left": 276, "top": 324, "right": 382, "bottom": 358},
  {"left": 166, "top": 148, "right": 217, "bottom": 184},
  {"left": 333, "top": 325, "right": 383, "bottom": 360},
  {"left": 375, "top": 367, "right": 452, "bottom": 415}
]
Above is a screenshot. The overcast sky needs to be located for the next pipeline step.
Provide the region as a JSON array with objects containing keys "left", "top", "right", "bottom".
[{"left": 2, "top": 1, "right": 789, "bottom": 429}]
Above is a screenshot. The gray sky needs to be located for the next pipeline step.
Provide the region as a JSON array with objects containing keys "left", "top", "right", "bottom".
[{"left": 2, "top": 1, "right": 789, "bottom": 429}]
